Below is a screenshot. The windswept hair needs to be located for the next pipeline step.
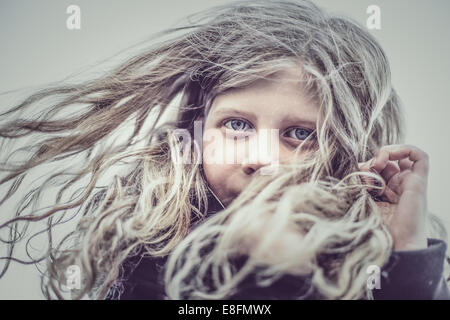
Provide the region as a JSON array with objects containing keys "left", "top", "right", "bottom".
[{"left": 0, "top": 0, "right": 448, "bottom": 300}]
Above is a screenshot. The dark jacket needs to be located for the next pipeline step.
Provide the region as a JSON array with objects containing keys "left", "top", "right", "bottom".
[
  {"left": 105, "top": 238, "right": 450, "bottom": 300},
  {"left": 105, "top": 194, "right": 450, "bottom": 300}
]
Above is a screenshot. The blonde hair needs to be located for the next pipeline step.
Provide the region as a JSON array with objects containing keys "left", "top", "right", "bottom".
[{"left": 0, "top": 0, "right": 447, "bottom": 300}]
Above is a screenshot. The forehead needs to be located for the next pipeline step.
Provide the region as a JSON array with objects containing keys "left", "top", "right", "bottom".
[{"left": 208, "top": 68, "right": 319, "bottom": 124}]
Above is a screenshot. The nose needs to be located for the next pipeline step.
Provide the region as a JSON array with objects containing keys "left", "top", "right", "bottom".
[
  {"left": 242, "top": 157, "right": 271, "bottom": 175},
  {"left": 241, "top": 131, "right": 279, "bottom": 176}
]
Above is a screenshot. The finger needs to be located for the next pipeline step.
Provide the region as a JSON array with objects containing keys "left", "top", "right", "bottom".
[
  {"left": 368, "top": 161, "right": 400, "bottom": 198},
  {"left": 398, "top": 158, "right": 413, "bottom": 171},
  {"left": 381, "top": 185, "right": 400, "bottom": 203},
  {"left": 358, "top": 160, "right": 380, "bottom": 186},
  {"left": 380, "top": 161, "right": 400, "bottom": 183},
  {"left": 369, "top": 149, "right": 390, "bottom": 173},
  {"left": 379, "top": 144, "right": 429, "bottom": 177},
  {"left": 387, "top": 169, "right": 411, "bottom": 195},
  {"left": 358, "top": 159, "right": 372, "bottom": 171},
  {"left": 359, "top": 158, "right": 389, "bottom": 195}
]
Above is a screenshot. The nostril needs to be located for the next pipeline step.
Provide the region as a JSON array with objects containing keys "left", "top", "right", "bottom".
[{"left": 243, "top": 167, "right": 255, "bottom": 175}]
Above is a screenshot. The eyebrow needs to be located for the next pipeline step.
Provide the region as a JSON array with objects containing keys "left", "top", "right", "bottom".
[{"left": 213, "top": 107, "right": 317, "bottom": 129}]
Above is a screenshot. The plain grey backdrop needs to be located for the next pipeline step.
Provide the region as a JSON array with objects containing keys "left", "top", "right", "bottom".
[{"left": 0, "top": 0, "right": 449, "bottom": 299}]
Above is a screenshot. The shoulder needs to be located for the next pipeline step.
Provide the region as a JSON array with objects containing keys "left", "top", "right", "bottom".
[{"left": 373, "top": 238, "right": 450, "bottom": 299}]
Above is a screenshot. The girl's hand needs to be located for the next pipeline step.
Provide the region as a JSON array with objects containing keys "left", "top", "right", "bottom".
[{"left": 358, "top": 144, "right": 429, "bottom": 251}]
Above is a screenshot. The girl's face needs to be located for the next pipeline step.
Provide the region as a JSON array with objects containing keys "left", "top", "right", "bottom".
[{"left": 201, "top": 68, "right": 319, "bottom": 206}]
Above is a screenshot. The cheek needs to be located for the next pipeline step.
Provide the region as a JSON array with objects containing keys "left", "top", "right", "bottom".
[
  {"left": 202, "top": 134, "right": 244, "bottom": 202},
  {"left": 279, "top": 142, "right": 316, "bottom": 164},
  {"left": 202, "top": 135, "right": 230, "bottom": 193},
  {"left": 203, "top": 133, "right": 248, "bottom": 166},
  {"left": 202, "top": 162, "right": 225, "bottom": 186},
  {"left": 279, "top": 148, "right": 298, "bottom": 164},
  {"left": 202, "top": 161, "right": 234, "bottom": 204}
]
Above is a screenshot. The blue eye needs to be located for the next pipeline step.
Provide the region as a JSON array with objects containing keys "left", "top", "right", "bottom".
[
  {"left": 285, "top": 128, "right": 313, "bottom": 141},
  {"left": 222, "top": 119, "right": 314, "bottom": 143},
  {"left": 223, "top": 119, "right": 252, "bottom": 132}
]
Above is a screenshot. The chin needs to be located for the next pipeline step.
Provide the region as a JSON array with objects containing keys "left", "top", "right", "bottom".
[{"left": 223, "top": 192, "right": 240, "bottom": 206}]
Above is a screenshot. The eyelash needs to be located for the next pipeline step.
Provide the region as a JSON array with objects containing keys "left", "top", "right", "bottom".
[{"left": 222, "top": 118, "right": 315, "bottom": 142}]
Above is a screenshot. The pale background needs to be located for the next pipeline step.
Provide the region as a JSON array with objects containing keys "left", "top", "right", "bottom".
[{"left": 0, "top": 0, "right": 449, "bottom": 299}]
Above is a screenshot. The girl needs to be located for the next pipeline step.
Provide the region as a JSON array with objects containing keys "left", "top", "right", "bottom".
[{"left": 0, "top": 0, "right": 449, "bottom": 300}]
